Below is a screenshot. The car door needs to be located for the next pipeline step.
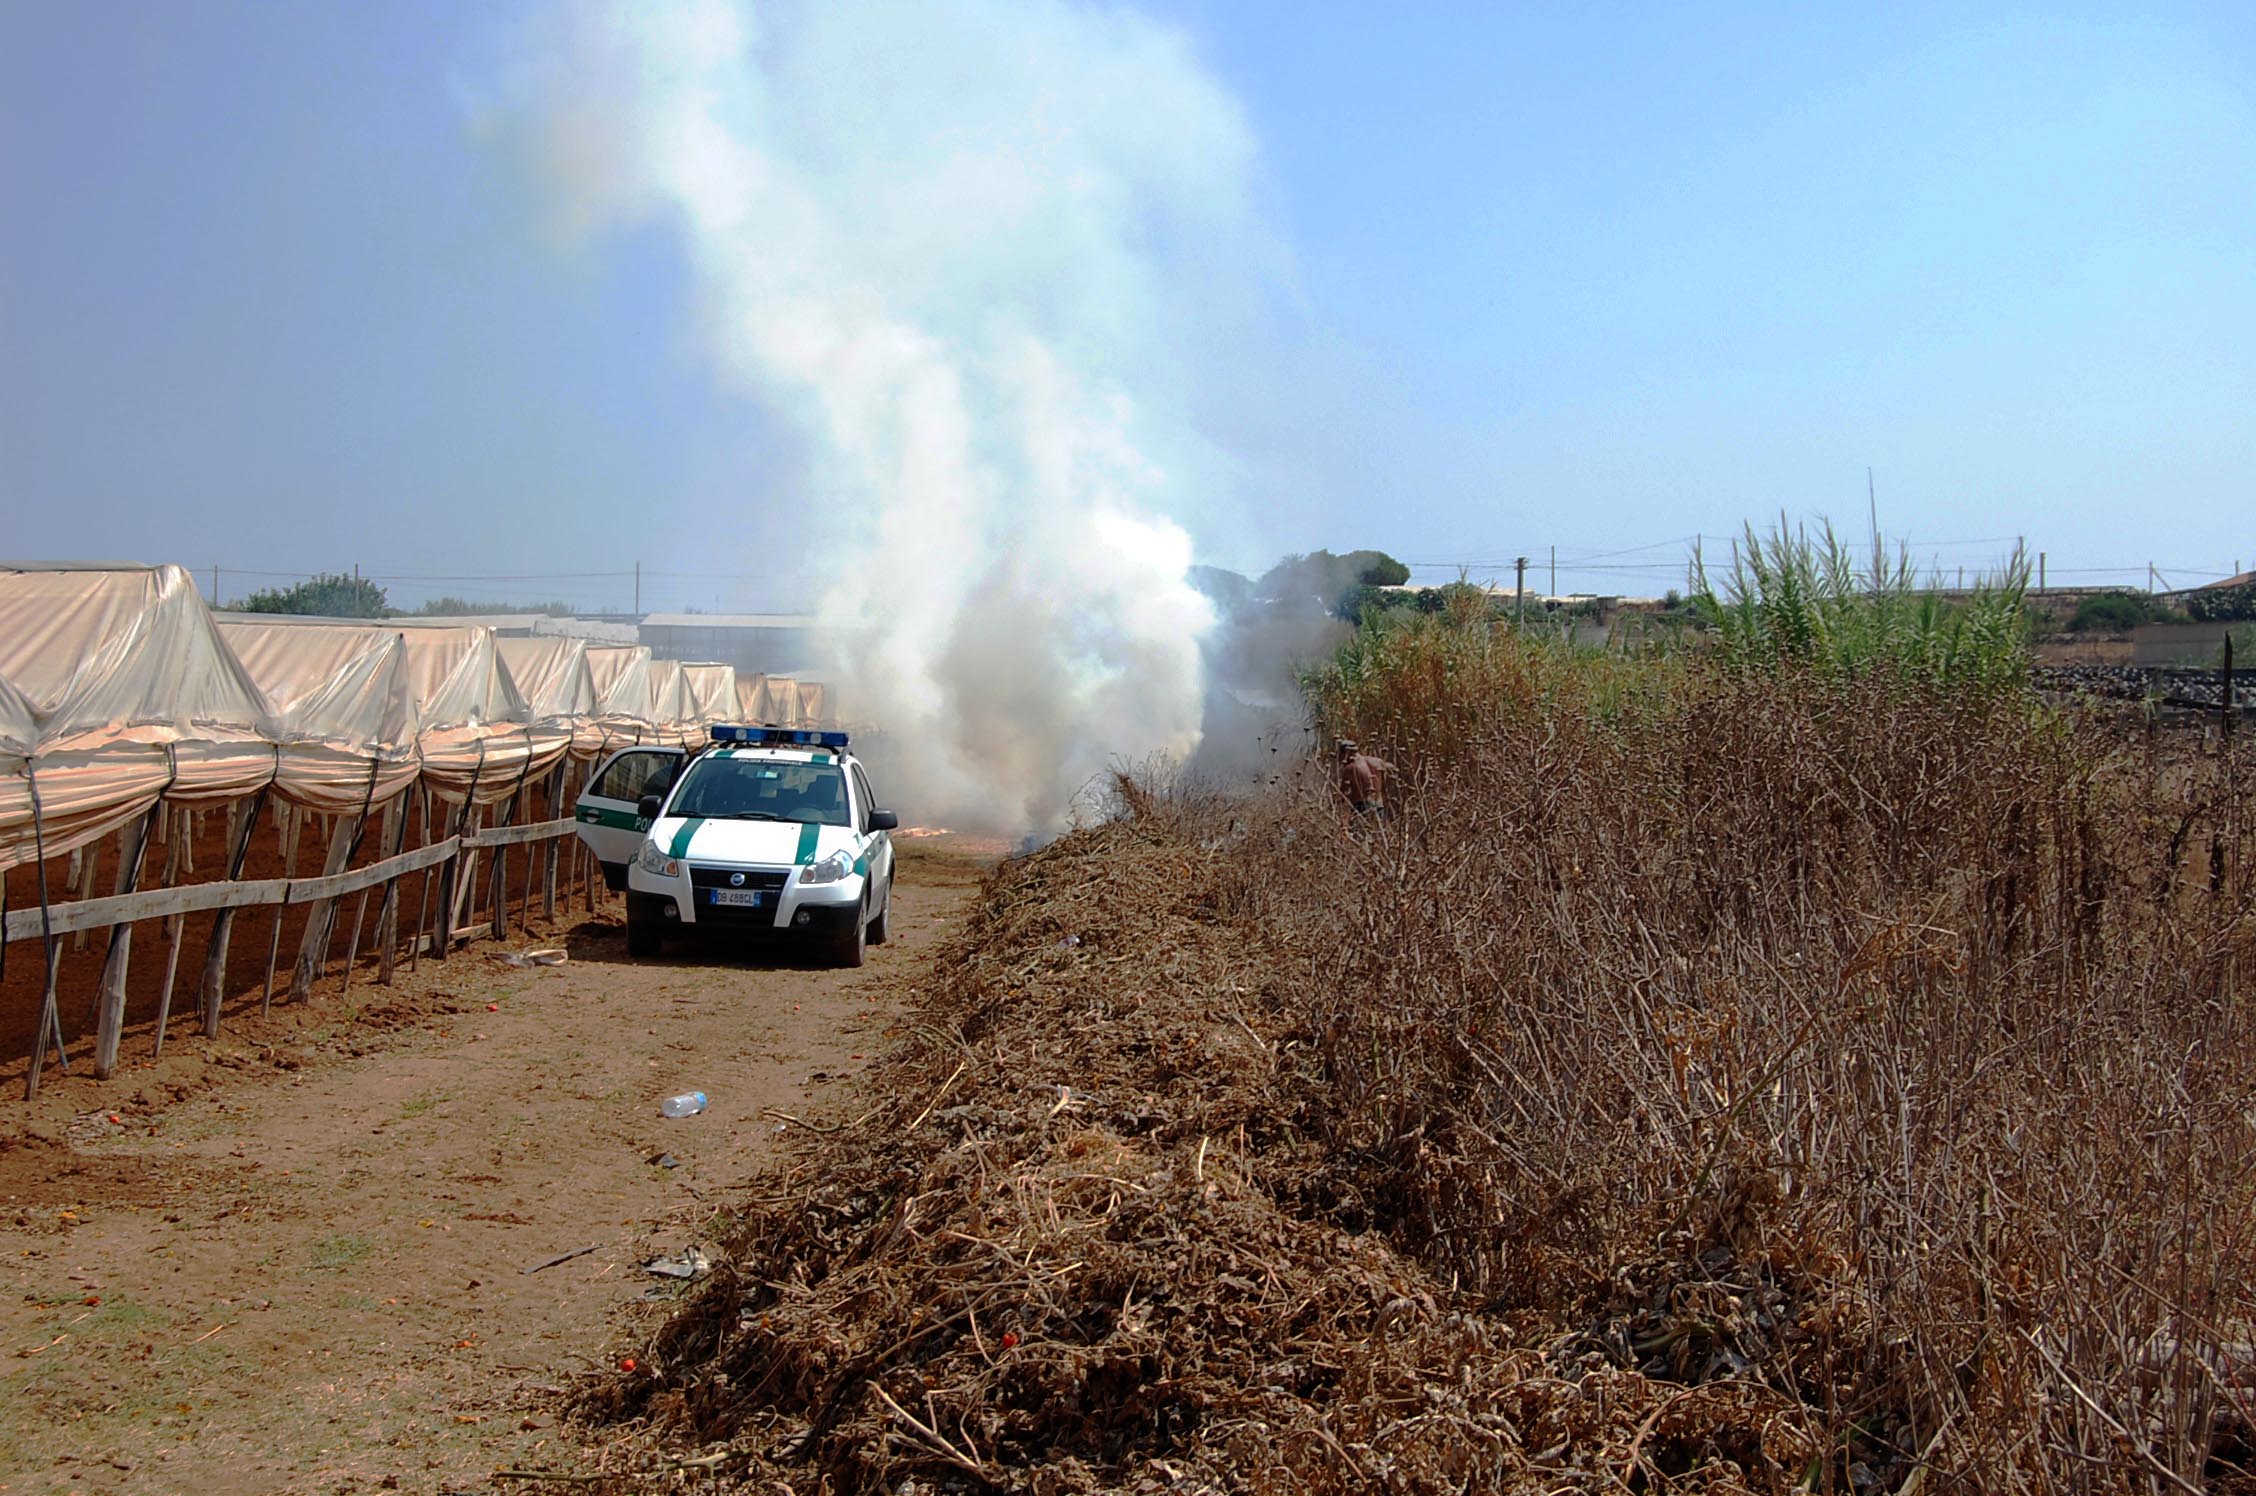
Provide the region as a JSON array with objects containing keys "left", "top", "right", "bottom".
[
  {"left": 575, "top": 746, "right": 684, "bottom": 886},
  {"left": 850, "top": 761, "right": 894, "bottom": 910}
]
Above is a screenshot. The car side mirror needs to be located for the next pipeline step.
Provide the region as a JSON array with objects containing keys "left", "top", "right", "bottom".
[
  {"left": 637, "top": 794, "right": 664, "bottom": 820},
  {"left": 869, "top": 809, "right": 899, "bottom": 832}
]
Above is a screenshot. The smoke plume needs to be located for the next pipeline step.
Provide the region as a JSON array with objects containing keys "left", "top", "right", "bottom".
[{"left": 497, "top": 0, "right": 1279, "bottom": 830}]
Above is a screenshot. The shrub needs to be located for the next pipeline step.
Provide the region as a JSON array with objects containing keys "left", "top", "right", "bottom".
[{"left": 2067, "top": 590, "right": 2155, "bottom": 633}]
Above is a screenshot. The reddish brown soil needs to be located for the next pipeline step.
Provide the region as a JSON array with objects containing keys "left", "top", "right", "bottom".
[
  {"left": 2, "top": 783, "right": 580, "bottom": 1103},
  {"left": 0, "top": 841, "right": 992, "bottom": 1495}
]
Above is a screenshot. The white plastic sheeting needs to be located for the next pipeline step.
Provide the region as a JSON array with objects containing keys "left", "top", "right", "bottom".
[
  {"left": 217, "top": 619, "right": 421, "bottom": 814},
  {"left": 679, "top": 663, "right": 739, "bottom": 728},
  {"left": 495, "top": 636, "right": 602, "bottom": 759},
  {"left": 213, "top": 616, "right": 569, "bottom": 806},
  {"left": 646, "top": 659, "right": 697, "bottom": 748},
  {"left": 584, "top": 644, "right": 670, "bottom": 755},
  {"left": 733, "top": 673, "right": 832, "bottom": 728},
  {"left": 0, "top": 565, "right": 279, "bottom": 871}
]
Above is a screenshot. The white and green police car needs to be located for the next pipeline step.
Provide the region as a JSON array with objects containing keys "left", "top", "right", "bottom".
[{"left": 573, "top": 727, "right": 897, "bottom": 966}]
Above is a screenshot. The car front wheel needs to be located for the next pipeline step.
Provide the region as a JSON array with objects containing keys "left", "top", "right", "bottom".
[
  {"left": 867, "top": 880, "right": 891, "bottom": 945},
  {"left": 830, "top": 898, "right": 867, "bottom": 968},
  {"left": 626, "top": 912, "right": 663, "bottom": 958}
]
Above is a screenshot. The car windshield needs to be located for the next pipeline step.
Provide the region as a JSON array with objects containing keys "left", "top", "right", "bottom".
[{"left": 668, "top": 757, "right": 851, "bottom": 826}]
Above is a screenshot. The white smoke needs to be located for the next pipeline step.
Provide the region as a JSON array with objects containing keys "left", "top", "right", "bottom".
[{"left": 495, "top": 0, "right": 1278, "bottom": 830}]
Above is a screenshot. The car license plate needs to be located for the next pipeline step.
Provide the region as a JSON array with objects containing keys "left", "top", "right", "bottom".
[{"left": 708, "top": 889, "right": 767, "bottom": 908}]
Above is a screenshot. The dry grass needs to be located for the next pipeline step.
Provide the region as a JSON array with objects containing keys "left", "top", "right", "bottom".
[
  {"left": 577, "top": 634, "right": 2252, "bottom": 1493},
  {"left": 1300, "top": 637, "right": 2256, "bottom": 1491}
]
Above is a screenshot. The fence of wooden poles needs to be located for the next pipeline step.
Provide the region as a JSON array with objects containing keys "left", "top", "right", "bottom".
[{"left": 4, "top": 758, "right": 617, "bottom": 1100}]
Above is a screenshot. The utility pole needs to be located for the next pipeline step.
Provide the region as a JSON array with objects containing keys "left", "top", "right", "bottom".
[
  {"left": 2038, "top": 552, "right": 2046, "bottom": 594},
  {"left": 634, "top": 561, "right": 641, "bottom": 616},
  {"left": 1548, "top": 545, "right": 1555, "bottom": 599},
  {"left": 212, "top": 564, "right": 220, "bottom": 603},
  {"left": 1867, "top": 466, "right": 1879, "bottom": 553},
  {"left": 1514, "top": 556, "right": 1528, "bottom": 626}
]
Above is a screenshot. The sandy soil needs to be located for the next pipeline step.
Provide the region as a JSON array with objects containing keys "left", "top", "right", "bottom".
[{"left": 0, "top": 841, "right": 993, "bottom": 1496}]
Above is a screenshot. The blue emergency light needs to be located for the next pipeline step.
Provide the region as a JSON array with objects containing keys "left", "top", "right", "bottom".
[{"left": 710, "top": 725, "right": 850, "bottom": 751}]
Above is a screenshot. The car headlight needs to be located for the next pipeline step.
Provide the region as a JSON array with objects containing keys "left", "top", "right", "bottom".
[
  {"left": 636, "top": 841, "right": 680, "bottom": 877},
  {"left": 800, "top": 848, "right": 855, "bottom": 886}
]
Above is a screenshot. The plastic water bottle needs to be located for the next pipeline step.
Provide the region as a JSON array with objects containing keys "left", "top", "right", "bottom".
[{"left": 660, "top": 1091, "right": 708, "bottom": 1118}]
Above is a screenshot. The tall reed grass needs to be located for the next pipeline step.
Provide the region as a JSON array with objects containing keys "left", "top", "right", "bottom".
[{"left": 1691, "top": 518, "right": 2031, "bottom": 691}]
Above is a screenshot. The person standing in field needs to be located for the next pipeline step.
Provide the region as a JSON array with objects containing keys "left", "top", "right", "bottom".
[{"left": 1335, "top": 738, "right": 1394, "bottom": 822}]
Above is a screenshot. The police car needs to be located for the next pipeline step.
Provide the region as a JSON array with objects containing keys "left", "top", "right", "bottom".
[{"left": 573, "top": 727, "right": 897, "bottom": 966}]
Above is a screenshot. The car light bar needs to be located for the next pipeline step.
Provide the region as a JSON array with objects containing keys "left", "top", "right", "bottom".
[{"left": 710, "top": 725, "right": 850, "bottom": 750}]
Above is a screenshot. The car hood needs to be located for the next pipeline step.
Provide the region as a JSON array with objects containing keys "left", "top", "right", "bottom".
[{"left": 647, "top": 815, "right": 858, "bottom": 868}]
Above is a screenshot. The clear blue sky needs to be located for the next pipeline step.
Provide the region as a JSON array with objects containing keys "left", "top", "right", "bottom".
[{"left": 3, "top": 0, "right": 2249, "bottom": 608}]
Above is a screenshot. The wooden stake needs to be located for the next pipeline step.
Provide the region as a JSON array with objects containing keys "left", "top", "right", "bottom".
[
  {"left": 490, "top": 843, "right": 510, "bottom": 942},
  {"left": 261, "top": 902, "right": 284, "bottom": 1015},
  {"left": 290, "top": 812, "right": 359, "bottom": 1001},
  {"left": 152, "top": 914, "right": 185, "bottom": 1058},
  {"left": 374, "top": 791, "right": 409, "bottom": 985},
  {"left": 25, "top": 937, "right": 67, "bottom": 1099},
  {"left": 93, "top": 805, "right": 163, "bottom": 1079},
  {"left": 72, "top": 839, "right": 98, "bottom": 951},
  {"left": 410, "top": 867, "right": 431, "bottom": 975},
  {"left": 200, "top": 792, "right": 268, "bottom": 1039},
  {"left": 340, "top": 888, "right": 370, "bottom": 1001}
]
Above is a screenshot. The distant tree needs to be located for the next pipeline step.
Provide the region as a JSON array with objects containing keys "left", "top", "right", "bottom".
[
  {"left": 1187, "top": 565, "right": 1256, "bottom": 618},
  {"left": 1354, "top": 552, "right": 1410, "bottom": 587},
  {"left": 1257, "top": 549, "right": 1414, "bottom": 619},
  {"left": 234, "top": 572, "right": 388, "bottom": 618},
  {"left": 2065, "top": 591, "right": 2188, "bottom": 633},
  {"left": 413, "top": 597, "right": 575, "bottom": 617}
]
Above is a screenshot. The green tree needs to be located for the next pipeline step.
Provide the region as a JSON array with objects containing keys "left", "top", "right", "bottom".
[
  {"left": 412, "top": 596, "right": 575, "bottom": 617},
  {"left": 1354, "top": 551, "right": 1410, "bottom": 587},
  {"left": 234, "top": 572, "right": 389, "bottom": 618}
]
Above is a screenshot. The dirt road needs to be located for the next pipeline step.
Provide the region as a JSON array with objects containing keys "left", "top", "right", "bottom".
[{"left": 0, "top": 842, "right": 991, "bottom": 1495}]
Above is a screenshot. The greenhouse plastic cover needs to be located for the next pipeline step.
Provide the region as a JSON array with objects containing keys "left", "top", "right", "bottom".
[
  {"left": 0, "top": 565, "right": 279, "bottom": 870},
  {"left": 679, "top": 663, "right": 739, "bottom": 727},
  {"left": 584, "top": 644, "right": 666, "bottom": 752},
  {"left": 218, "top": 619, "right": 421, "bottom": 813},
  {"left": 213, "top": 616, "right": 568, "bottom": 805},
  {"left": 646, "top": 659, "right": 697, "bottom": 748},
  {"left": 495, "top": 636, "right": 604, "bottom": 759}
]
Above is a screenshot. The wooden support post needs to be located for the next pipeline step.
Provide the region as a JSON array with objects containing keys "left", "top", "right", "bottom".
[
  {"left": 26, "top": 937, "right": 66, "bottom": 1098},
  {"left": 374, "top": 792, "right": 410, "bottom": 985},
  {"left": 289, "top": 813, "right": 358, "bottom": 1002},
  {"left": 261, "top": 902, "right": 284, "bottom": 1015},
  {"left": 340, "top": 888, "right": 370, "bottom": 1001},
  {"left": 543, "top": 761, "right": 566, "bottom": 924},
  {"left": 201, "top": 792, "right": 268, "bottom": 1039},
  {"left": 71, "top": 842, "right": 98, "bottom": 951},
  {"left": 410, "top": 867, "right": 431, "bottom": 975},
  {"left": 93, "top": 805, "right": 163, "bottom": 1079},
  {"left": 448, "top": 805, "right": 483, "bottom": 951},
  {"left": 152, "top": 914, "right": 185, "bottom": 1058},
  {"left": 490, "top": 843, "right": 510, "bottom": 942}
]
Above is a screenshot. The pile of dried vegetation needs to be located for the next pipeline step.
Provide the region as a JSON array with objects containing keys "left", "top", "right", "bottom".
[
  {"left": 585, "top": 600, "right": 2251, "bottom": 1492},
  {"left": 584, "top": 796, "right": 1843, "bottom": 1491}
]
